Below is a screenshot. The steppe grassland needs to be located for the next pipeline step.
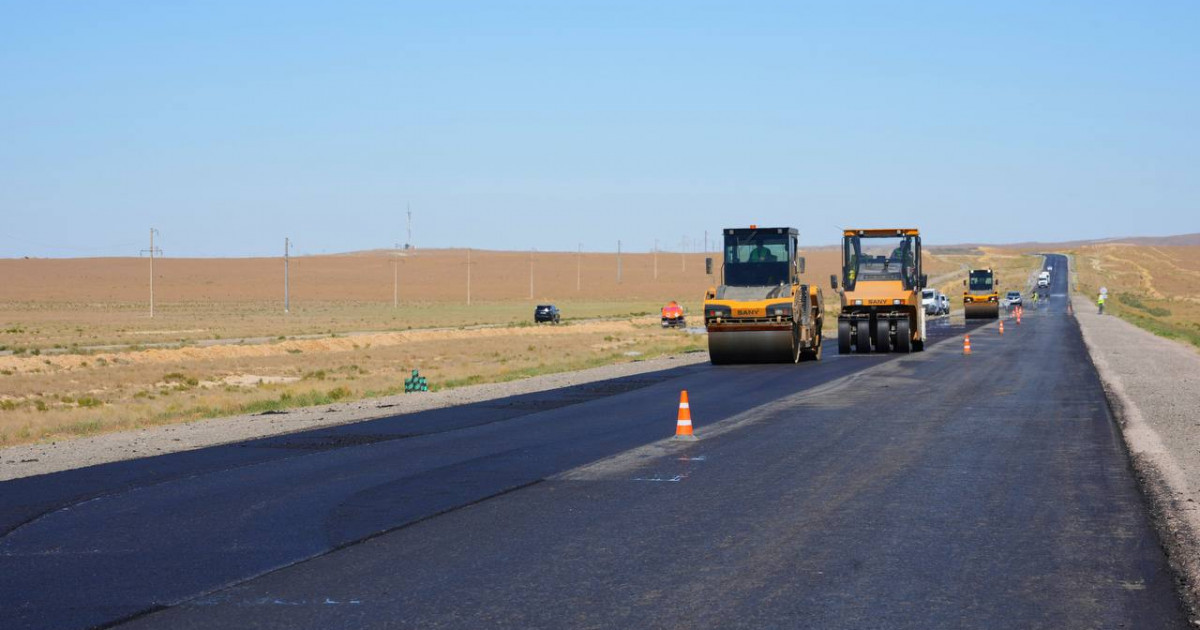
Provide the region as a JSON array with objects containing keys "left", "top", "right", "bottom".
[
  {"left": 0, "top": 250, "right": 703, "bottom": 445},
  {"left": 0, "top": 246, "right": 963, "bottom": 446},
  {"left": 1070, "top": 244, "right": 1200, "bottom": 348}
]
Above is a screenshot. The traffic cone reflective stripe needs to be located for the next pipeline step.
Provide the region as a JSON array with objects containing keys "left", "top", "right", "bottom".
[
  {"left": 963, "top": 335, "right": 972, "bottom": 355},
  {"left": 674, "top": 390, "right": 698, "bottom": 441}
]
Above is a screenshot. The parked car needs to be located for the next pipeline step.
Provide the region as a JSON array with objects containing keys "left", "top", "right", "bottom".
[
  {"left": 534, "top": 304, "right": 560, "bottom": 324},
  {"left": 1005, "top": 291, "right": 1023, "bottom": 308},
  {"left": 922, "top": 289, "right": 950, "bottom": 316}
]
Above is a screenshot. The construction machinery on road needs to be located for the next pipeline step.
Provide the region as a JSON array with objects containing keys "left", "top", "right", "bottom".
[
  {"left": 963, "top": 268, "right": 1000, "bottom": 319},
  {"left": 831, "top": 228, "right": 927, "bottom": 353},
  {"left": 703, "top": 226, "right": 823, "bottom": 364}
]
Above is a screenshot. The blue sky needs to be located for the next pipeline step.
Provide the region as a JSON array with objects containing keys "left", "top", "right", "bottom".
[{"left": 2, "top": 1, "right": 1197, "bottom": 257}]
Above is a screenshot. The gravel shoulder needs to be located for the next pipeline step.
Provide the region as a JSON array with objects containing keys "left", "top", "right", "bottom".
[
  {"left": 1072, "top": 295, "right": 1200, "bottom": 615},
  {"left": 0, "top": 352, "right": 708, "bottom": 481}
]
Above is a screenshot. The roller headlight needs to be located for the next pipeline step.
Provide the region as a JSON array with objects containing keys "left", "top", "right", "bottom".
[{"left": 705, "top": 305, "right": 731, "bottom": 319}]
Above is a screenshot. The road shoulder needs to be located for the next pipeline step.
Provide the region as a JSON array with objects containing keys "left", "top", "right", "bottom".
[{"left": 1072, "top": 294, "right": 1200, "bottom": 618}]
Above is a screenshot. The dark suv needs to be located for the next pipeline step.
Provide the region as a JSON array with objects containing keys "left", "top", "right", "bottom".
[{"left": 534, "top": 304, "right": 561, "bottom": 324}]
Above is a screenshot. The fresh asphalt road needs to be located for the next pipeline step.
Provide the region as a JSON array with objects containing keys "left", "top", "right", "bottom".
[{"left": 1, "top": 257, "right": 1188, "bottom": 629}]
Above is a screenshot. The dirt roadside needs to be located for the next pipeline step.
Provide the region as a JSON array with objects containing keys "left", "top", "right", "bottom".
[
  {"left": 1073, "top": 294, "right": 1200, "bottom": 620},
  {"left": 0, "top": 352, "right": 708, "bottom": 481}
]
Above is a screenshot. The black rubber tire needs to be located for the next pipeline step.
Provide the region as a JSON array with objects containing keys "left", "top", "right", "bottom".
[
  {"left": 800, "top": 321, "right": 822, "bottom": 362},
  {"left": 875, "top": 319, "right": 891, "bottom": 353},
  {"left": 895, "top": 319, "right": 912, "bottom": 353},
  {"left": 838, "top": 320, "right": 852, "bottom": 354},
  {"left": 855, "top": 321, "right": 872, "bottom": 354}
]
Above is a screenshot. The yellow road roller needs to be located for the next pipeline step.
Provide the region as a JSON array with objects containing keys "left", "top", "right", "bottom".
[
  {"left": 703, "top": 226, "right": 823, "bottom": 364},
  {"left": 831, "top": 228, "right": 927, "bottom": 353},
  {"left": 963, "top": 268, "right": 1000, "bottom": 319}
]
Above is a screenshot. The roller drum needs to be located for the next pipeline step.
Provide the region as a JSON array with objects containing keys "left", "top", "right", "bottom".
[
  {"left": 708, "top": 329, "right": 795, "bottom": 364},
  {"left": 964, "top": 302, "right": 999, "bottom": 319}
]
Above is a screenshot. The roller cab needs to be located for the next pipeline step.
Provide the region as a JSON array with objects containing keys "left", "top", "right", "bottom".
[
  {"left": 703, "top": 227, "right": 823, "bottom": 364},
  {"left": 832, "top": 228, "right": 927, "bottom": 353},
  {"left": 963, "top": 268, "right": 1000, "bottom": 319}
]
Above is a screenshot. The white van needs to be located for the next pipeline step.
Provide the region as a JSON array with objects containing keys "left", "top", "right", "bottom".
[
  {"left": 922, "top": 289, "right": 949, "bottom": 316},
  {"left": 1037, "top": 270, "right": 1050, "bottom": 288}
]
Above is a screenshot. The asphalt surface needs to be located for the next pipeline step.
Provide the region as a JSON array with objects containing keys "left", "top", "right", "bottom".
[{"left": 0, "top": 256, "right": 1188, "bottom": 628}]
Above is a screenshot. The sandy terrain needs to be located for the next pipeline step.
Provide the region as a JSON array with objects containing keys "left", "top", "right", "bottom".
[
  {"left": 0, "top": 246, "right": 960, "bottom": 448},
  {"left": 1070, "top": 244, "right": 1200, "bottom": 348}
]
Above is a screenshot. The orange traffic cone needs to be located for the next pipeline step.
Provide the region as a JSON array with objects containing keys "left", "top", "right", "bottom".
[
  {"left": 1016, "top": 308, "right": 1022, "bottom": 325},
  {"left": 674, "top": 390, "right": 698, "bottom": 441},
  {"left": 963, "top": 335, "right": 972, "bottom": 355},
  {"left": 999, "top": 321, "right": 1005, "bottom": 335}
]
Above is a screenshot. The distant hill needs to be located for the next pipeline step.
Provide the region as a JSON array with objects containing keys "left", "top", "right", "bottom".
[
  {"left": 1097, "top": 233, "right": 1200, "bottom": 247},
  {"left": 928, "top": 232, "right": 1200, "bottom": 251}
]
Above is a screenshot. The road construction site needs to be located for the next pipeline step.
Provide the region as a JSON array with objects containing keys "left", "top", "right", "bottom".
[{"left": 2, "top": 254, "right": 1195, "bottom": 629}]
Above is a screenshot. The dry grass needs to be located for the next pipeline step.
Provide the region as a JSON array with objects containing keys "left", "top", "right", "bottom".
[
  {"left": 1070, "top": 244, "right": 1200, "bottom": 348},
  {"left": 0, "top": 317, "right": 705, "bottom": 445},
  {"left": 0, "top": 245, "right": 967, "bottom": 446}
]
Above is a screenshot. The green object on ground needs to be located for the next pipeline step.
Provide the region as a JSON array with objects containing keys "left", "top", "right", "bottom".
[{"left": 404, "top": 368, "right": 429, "bottom": 393}]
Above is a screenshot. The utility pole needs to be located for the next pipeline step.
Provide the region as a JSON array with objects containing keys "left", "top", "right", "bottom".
[
  {"left": 617, "top": 240, "right": 622, "bottom": 284},
  {"left": 140, "top": 228, "right": 162, "bottom": 318},
  {"left": 529, "top": 249, "right": 534, "bottom": 300},
  {"left": 577, "top": 243, "right": 582, "bottom": 292},
  {"left": 393, "top": 242, "right": 399, "bottom": 308},
  {"left": 654, "top": 238, "right": 659, "bottom": 280},
  {"left": 681, "top": 236, "right": 687, "bottom": 272},
  {"left": 704, "top": 229, "right": 708, "bottom": 254},
  {"left": 466, "top": 248, "right": 472, "bottom": 306},
  {"left": 406, "top": 204, "right": 412, "bottom": 249},
  {"left": 284, "top": 237, "right": 290, "bottom": 314}
]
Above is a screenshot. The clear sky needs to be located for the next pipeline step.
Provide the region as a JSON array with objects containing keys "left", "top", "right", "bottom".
[{"left": 2, "top": 1, "right": 1198, "bottom": 257}]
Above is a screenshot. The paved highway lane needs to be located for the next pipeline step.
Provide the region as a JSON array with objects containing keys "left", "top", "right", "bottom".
[
  {"left": 1, "top": 307, "right": 978, "bottom": 629},
  {"left": 3, "top": 258, "right": 1188, "bottom": 628},
  {"left": 125, "top": 256, "right": 1185, "bottom": 629}
]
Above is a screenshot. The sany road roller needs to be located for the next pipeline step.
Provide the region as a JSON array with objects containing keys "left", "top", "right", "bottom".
[
  {"left": 963, "top": 268, "right": 1000, "bottom": 319},
  {"left": 831, "top": 228, "right": 927, "bottom": 353},
  {"left": 703, "top": 226, "right": 824, "bottom": 364}
]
